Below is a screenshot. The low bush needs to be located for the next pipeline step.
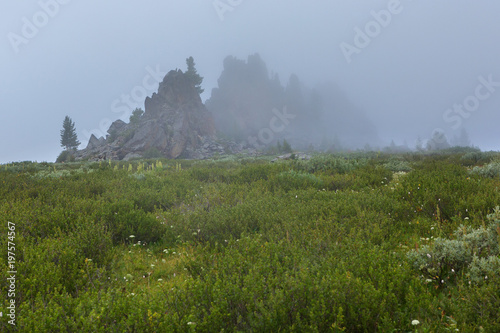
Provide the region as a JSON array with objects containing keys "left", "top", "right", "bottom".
[
  {"left": 104, "top": 200, "right": 166, "bottom": 244},
  {"left": 407, "top": 206, "right": 500, "bottom": 287},
  {"left": 272, "top": 169, "right": 323, "bottom": 191},
  {"left": 460, "top": 150, "right": 498, "bottom": 166},
  {"left": 384, "top": 157, "right": 412, "bottom": 172},
  {"left": 56, "top": 150, "right": 75, "bottom": 163},
  {"left": 142, "top": 147, "right": 162, "bottom": 159},
  {"left": 471, "top": 159, "right": 500, "bottom": 178},
  {"left": 2, "top": 152, "right": 500, "bottom": 331}
]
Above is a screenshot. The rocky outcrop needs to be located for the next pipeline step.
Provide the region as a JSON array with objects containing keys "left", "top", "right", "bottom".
[
  {"left": 206, "top": 54, "right": 284, "bottom": 142},
  {"left": 107, "top": 119, "right": 126, "bottom": 136},
  {"left": 86, "top": 134, "right": 106, "bottom": 150},
  {"left": 75, "top": 70, "right": 232, "bottom": 161},
  {"left": 206, "top": 53, "right": 380, "bottom": 150}
]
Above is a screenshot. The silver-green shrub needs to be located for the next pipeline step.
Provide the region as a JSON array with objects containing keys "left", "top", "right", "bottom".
[
  {"left": 467, "top": 255, "right": 500, "bottom": 285},
  {"left": 383, "top": 159, "right": 412, "bottom": 172},
  {"left": 470, "top": 159, "right": 500, "bottom": 178},
  {"left": 407, "top": 206, "right": 500, "bottom": 284}
]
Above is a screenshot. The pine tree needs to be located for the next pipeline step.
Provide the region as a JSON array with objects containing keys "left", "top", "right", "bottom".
[
  {"left": 415, "top": 136, "right": 424, "bottom": 152},
  {"left": 426, "top": 130, "right": 450, "bottom": 151},
  {"left": 277, "top": 140, "right": 282, "bottom": 153},
  {"left": 456, "top": 127, "right": 471, "bottom": 147},
  {"left": 282, "top": 139, "right": 292, "bottom": 153},
  {"left": 60, "top": 116, "right": 80, "bottom": 150},
  {"left": 185, "top": 56, "right": 204, "bottom": 94},
  {"left": 129, "top": 108, "right": 144, "bottom": 124},
  {"left": 390, "top": 140, "right": 396, "bottom": 151}
]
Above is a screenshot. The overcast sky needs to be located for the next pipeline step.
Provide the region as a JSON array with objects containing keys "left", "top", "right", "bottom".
[{"left": 1, "top": 1, "right": 499, "bottom": 163}]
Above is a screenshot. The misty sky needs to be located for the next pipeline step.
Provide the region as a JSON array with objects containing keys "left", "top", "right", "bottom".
[{"left": 1, "top": 0, "right": 499, "bottom": 163}]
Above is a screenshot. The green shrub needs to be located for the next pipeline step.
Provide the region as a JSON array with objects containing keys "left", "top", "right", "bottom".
[
  {"left": 143, "top": 147, "right": 162, "bottom": 159},
  {"left": 3, "top": 154, "right": 500, "bottom": 331},
  {"left": 460, "top": 150, "right": 498, "bottom": 166},
  {"left": 390, "top": 160, "right": 500, "bottom": 223},
  {"left": 273, "top": 169, "right": 323, "bottom": 191},
  {"left": 70, "top": 219, "right": 114, "bottom": 267},
  {"left": 295, "top": 154, "right": 368, "bottom": 174},
  {"left": 467, "top": 255, "right": 500, "bottom": 285},
  {"left": 129, "top": 108, "right": 144, "bottom": 124},
  {"left": 56, "top": 150, "right": 75, "bottom": 163},
  {"left": 383, "top": 158, "right": 412, "bottom": 172},
  {"left": 104, "top": 200, "right": 166, "bottom": 244},
  {"left": 32, "top": 169, "right": 72, "bottom": 179}
]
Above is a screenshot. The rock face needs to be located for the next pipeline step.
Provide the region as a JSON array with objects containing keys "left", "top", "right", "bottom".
[
  {"left": 206, "top": 53, "right": 380, "bottom": 150},
  {"left": 75, "top": 70, "right": 223, "bottom": 161},
  {"left": 206, "top": 54, "right": 284, "bottom": 142},
  {"left": 86, "top": 134, "right": 106, "bottom": 150}
]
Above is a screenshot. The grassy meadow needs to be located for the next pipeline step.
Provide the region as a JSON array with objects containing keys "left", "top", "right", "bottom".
[{"left": 1, "top": 150, "right": 500, "bottom": 332}]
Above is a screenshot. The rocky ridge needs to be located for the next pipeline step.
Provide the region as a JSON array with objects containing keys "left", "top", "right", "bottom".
[{"left": 75, "top": 70, "right": 249, "bottom": 161}]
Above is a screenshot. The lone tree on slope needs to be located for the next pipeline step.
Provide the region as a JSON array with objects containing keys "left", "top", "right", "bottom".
[
  {"left": 129, "top": 108, "right": 144, "bottom": 124},
  {"left": 185, "top": 56, "right": 204, "bottom": 94},
  {"left": 60, "top": 116, "right": 81, "bottom": 150}
]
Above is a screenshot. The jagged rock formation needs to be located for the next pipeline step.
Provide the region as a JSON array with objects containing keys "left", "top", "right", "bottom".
[
  {"left": 206, "top": 53, "right": 380, "bottom": 150},
  {"left": 75, "top": 70, "right": 236, "bottom": 161},
  {"left": 86, "top": 134, "right": 106, "bottom": 150},
  {"left": 74, "top": 53, "right": 380, "bottom": 161},
  {"left": 206, "top": 54, "right": 285, "bottom": 142}
]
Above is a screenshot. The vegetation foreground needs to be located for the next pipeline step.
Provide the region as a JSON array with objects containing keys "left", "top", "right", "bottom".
[{"left": 1, "top": 150, "right": 500, "bottom": 332}]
